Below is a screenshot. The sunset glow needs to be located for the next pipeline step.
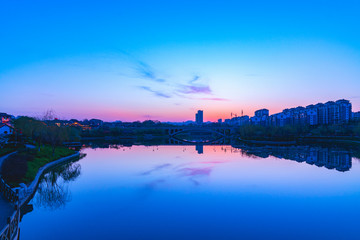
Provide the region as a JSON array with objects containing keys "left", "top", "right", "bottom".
[{"left": 1, "top": 1, "right": 360, "bottom": 122}]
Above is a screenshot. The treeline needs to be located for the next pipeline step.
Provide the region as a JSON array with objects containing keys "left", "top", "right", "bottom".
[
  {"left": 14, "top": 117, "right": 80, "bottom": 155},
  {"left": 81, "top": 120, "right": 168, "bottom": 138},
  {"left": 237, "top": 123, "right": 360, "bottom": 141},
  {"left": 81, "top": 127, "right": 166, "bottom": 138}
]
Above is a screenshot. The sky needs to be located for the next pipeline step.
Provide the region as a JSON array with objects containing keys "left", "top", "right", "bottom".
[{"left": 1, "top": 0, "right": 360, "bottom": 122}]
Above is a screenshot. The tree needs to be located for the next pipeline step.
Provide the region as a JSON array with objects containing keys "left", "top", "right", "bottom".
[
  {"left": 45, "top": 126, "right": 68, "bottom": 156},
  {"left": 33, "top": 121, "right": 47, "bottom": 151},
  {"left": 42, "top": 109, "right": 56, "bottom": 121},
  {"left": 354, "top": 123, "right": 360, "bottom": 136}
]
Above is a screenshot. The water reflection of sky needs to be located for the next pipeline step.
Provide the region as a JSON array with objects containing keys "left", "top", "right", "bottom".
[{"left": 20, "top": 145, "right": 360, "bottom": 240}]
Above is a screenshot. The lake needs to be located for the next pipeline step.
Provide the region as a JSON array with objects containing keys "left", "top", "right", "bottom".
[{"left": 19, "top": 144, "right": 360, "bottom": 239}]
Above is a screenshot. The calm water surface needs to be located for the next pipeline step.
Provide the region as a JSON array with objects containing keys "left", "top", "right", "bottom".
[{"left": 20, "top": 145, "right": 360, "bottom": 240}]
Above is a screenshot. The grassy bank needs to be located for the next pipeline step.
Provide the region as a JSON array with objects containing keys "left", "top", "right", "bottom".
[
  {"left": 0, "top": 147, "right": 17, "bottom": 157},
  {"left": 0, "top": 144, "right": 24, "bottom": 157},
  {"left": 1, "top": 145, "right": 75, "bottom": 186}
]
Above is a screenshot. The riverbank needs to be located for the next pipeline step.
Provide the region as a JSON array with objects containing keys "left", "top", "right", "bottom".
[
  {"left": 1, "top": 146, "right": 76, "bottom": 187},
  {"left": 18, "top": 151, "right": 82, "bottom": 207},
  {"left": 0, "top": 144, "right": 24, "bottom": 157},
  {"left": 1, "top": 150, "right": 82, "bottom": 240},
  {"left": 298, "top": 136, "right": 360, "bottom": 145},
  {"left": 239, "top": 136, "right": 360, "bottom": 146}
]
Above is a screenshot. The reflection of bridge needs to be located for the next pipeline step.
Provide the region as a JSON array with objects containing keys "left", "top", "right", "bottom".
[
  {"left": 166, "top": 127, "right": 234, "bottom": 137},
  {"left": 168, "top": 136, "right": 226, "bottom": 145}
]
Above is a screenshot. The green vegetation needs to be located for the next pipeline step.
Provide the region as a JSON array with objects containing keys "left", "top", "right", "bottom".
[
  {"left": 0, "top": 116, "right": 80, "bottom": 186},
  {"left": 24, "top": 145, "right": 75, "bottom": 183},
  {"left": 237, "top": 122, "right": 360, "bottom": 142},
  {"left": 237, "top": 125, "right": 305, "bottom": 141},
  {"left": 1, "top": 146, "right": 75, "bottom": 186},
  {"left": 82, "top": 126, "right": 166, "bottom": 138},
  {"left": 14, "top": 116, "right": 80, "bottom": 154},
  {"left": 0, "top": 146, "right": 19, "bottom": 157}
]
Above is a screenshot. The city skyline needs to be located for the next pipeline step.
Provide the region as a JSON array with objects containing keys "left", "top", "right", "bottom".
[
  {"left": 1, "top": 98, "right": 358, "bottom": 125},
  {"left": 1, "top": 1, "right": 360, "bottom": 121}
]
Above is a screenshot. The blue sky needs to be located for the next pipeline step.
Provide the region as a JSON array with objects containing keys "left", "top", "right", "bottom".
[{"left": 1, "top": 0, "right": 360, "bottom": 121}]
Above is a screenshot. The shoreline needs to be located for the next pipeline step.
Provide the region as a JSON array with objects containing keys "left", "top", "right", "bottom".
[
  {"left": 239, "top": 136, "right": 360, "bottom": 146},
  {"left": 18, "top": 152, "right": 82, "bottom": 208},
  {"left": 0, "top": 152, "right": 82, "bottom": 240}
]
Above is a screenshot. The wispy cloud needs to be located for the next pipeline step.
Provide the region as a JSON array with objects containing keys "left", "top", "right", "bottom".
[
  {"left": 138, "top": 86, "right": 171, "bottom": 98},
  {"left": 121, "top": 53, "right": 226, "bottom": 101},
  {"left": 350, "top": 96, "right": 360, "bottom": 99},
  {"left": 176, "top": 75, "right": 213, "bottom": 96},
  {"left": 178, "top": 85, "right": 212, "bottom": 94},
  {"left": 199, "top": 97, "right": 229, "bottom": 101},
  {"left": 135, "top": 60, "right": 166, "bottom": 83},
  {"left": 189, "top": 75, "right": 200, "bottom": 84}
]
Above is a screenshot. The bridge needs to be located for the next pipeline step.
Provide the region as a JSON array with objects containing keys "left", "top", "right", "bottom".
[
  {"left": 168, "top": 136, "right": 226, "bottom": 145},
  {"left": 165, "top": 126, "right": 235, "bottom": 137}
]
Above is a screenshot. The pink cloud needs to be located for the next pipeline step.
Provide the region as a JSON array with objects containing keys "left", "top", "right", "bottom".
[{"left": 199, "top": 97, "right": 229, "bottom": 101}]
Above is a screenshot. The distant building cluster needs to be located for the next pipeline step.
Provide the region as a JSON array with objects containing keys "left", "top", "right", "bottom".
[
  {"left": 52, "top": 118, "right": 104, "bottom": 130},
  {"left": 222, "top": 99, "right": 356, "bottom": 127}
]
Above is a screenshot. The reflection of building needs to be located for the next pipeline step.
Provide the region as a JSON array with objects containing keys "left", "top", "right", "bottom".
[
  {"left": 240, "top": 145, "right": 352, "bottom": 172},
  {"left": 196, "top": 110, "right": 203, "bottom": 125},
  {"left": 196, "top": 144, "right": 204, "bottom": 154}
]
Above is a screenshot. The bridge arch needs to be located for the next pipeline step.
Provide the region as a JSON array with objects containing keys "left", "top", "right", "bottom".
[{"left": 167, "top": 128, "right": 228, "bottom": 137}]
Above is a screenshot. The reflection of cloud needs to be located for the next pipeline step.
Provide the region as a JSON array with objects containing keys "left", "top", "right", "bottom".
[
  {"left": 138, "top": 179, "right": 166, "bottom": 200},
  {"left": 200, "top": 161, "right": 225, "bottom": 164},
  {"left": 144, "top": 179, "right": 166, "bottom": 189},
  {"left": 177, "top": 167, "right": 212, "bottom": 177},
  {"left": 177, "top": 167, "right": 213, "bottom": 186},
  {"left": 138, "top": 86, "right": 171, "bottom": 98},
  {"left": 140, "top": 163, "right": 172, "bottom": 176}
]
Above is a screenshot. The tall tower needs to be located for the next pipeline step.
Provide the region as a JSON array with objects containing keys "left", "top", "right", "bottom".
[{"left": 195, "top": 110, "right": 203, "bottom": 124}]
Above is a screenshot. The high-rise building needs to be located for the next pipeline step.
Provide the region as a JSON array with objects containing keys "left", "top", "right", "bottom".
[
  {"left": 195, "top": 110, "right": 203, "bottom": 124},
  {"left": 262, "top": 99, "right": 352, "bottom": 127},
  {"left": 252, "top": 109, "right": 269, "bottom": 126},
  {"left": 255, "top": 109, "right": 269, "bottom": 118},
  {"left": 353, "top": 112, "right": 360, "bottom": 121},
  {"left": 336, "top": 99, "right": 352, "bottom": 123}
]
